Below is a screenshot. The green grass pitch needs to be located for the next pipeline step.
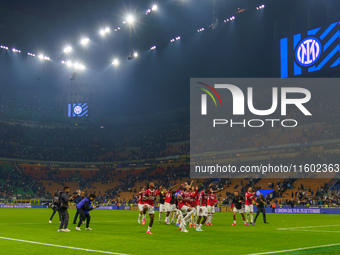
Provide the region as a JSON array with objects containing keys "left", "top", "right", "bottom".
[{"left": 0, "top": 209, "right": 339, "bottom": 255}]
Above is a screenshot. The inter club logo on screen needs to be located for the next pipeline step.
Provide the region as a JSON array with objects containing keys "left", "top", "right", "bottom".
[
  {"left": 68, "top": 103, "right": 88, "bottom": 117},
  {"left": 295, "top": 37, "right": 322, "bottom": 67},
  {"left": 280, "top": 21, "right": 340, "bottom": 78}
]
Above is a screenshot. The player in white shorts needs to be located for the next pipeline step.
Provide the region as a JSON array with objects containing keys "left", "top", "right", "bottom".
[
  {"left": 231, "top": 190, "right": 246, "bottom": 226},
  {"left": 244, "top": 187, "right": 257, "bottom": 226},
  {"left": 177, "top": 181, "right": 197, "bottom": 232},
  {"left": 163, "top": 184, "right": 180, "bottom": 224},
  {"left": 196, "top": 184, "right": 225, "bottom": 231},
  {"left": 158, "top": 188, "right": 167, "bottom": 223},
  {"left": 137, "top": 187, "right": 146, "bottom": 224},
  {"left": 206, "top": 187, "right": 224, "bottom": 225},
  {"left": 142, "top": 182, "right": 162, "bottom": 234}
]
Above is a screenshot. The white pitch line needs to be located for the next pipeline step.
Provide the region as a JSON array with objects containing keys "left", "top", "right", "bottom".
[
  {"left": 299, "top": 230, "right": 340, "bottom": 233},
  {"left": 277, "top": 224, "right": 340, "bottom": 231},
  {"left": 247, "top": 243, "right": 340, "bottom": 255},
  {"left": 0, "top": 236, "right": 129, "bottom": 255}
]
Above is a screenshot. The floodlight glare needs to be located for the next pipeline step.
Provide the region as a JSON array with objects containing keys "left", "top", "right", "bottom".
[
  {"left": 64, "top": 46, "right": 72, "bottom": 54},
  {"left": 80, "top": 38, "right": 89, "bottom": 46},
  {"left": 38, "top": 54, "right": 44, "bottom": 60},
  {"left": 126, "top": 15, "right": 135, "bottom": 24},
  {"left": 112, "top": 58, "right": 119, "bottom": 66},
  {"left": 133, "top": 52, "right": 138, "bottom": 58},
  {"left": 151, "top": 5, "right": 158, "bottom": 11}
]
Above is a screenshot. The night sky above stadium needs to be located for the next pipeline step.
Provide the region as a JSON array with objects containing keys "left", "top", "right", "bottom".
[{"left": 0, "top": 0, "right": 339, "bottom": 125}]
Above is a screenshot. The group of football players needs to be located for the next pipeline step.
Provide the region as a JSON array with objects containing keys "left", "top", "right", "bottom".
[
  {"left": 137, "top": 182, "right": 263, "bottom": 234},
  {"left": 137, "top": 181, "right": 226, "bottom": 234}
]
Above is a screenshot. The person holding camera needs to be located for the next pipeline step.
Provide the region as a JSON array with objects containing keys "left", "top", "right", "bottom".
[
  {"left": 75, "top": 194, "right": 98, "bottom": 231},
  {"left": 58, "top": 186, "right": 76, "bottom": 232},
  {"left": 49, "top": 190, "right": 61, "bottom": 224}
]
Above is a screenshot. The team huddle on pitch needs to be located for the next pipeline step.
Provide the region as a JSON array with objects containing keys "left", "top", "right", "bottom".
[{"left": 137, "top": 181, "right": 266, "bottom": 234}]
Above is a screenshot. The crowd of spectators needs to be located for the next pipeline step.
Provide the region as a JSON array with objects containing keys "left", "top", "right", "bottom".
[
  {"left": 0, "top": 121, "right": 189, "bottom": 162},
  {"left": 0, "top": 164, "right": 48, "bottom": 199}
]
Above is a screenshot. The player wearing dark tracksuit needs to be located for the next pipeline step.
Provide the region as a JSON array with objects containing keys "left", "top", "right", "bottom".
[
  {"left": 76, "top": 194, "right": 97, "bottom": 230},
  {"left": 73, "top": 191, "right": 85, "bottom": 224},
  {"left": 254, "top": 194, "right": 268, "bottom": 223},
  {"left": 58, "top": 186, "right": 76, "bottom": 232}
]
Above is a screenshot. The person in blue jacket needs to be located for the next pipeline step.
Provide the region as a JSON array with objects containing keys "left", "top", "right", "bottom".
[
  {"left": 73, "top": 190, "right": 85, "bottom": 224},
  {"left": 75, "top": 194, "right": 98, "bottom": 231}
]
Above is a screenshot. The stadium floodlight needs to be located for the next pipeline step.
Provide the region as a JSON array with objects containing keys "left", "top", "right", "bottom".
[
  {"left": 146, "top": 9, "right": 151, "bottom": 15},
  {"left": 44, "top": 56, "right": 50, "bottom": 60},
  {"left": 112, "top": 58, "right": 119, "bottom": 66},
  {"left": 0, "top": 45, "right": 8, "bottom": 50},
  {"left": 12, "top": 48, "right": 21, "bottom": 53},
  {"left": 80, "top": 38, "right": 89, "bottom": 46},
  {"left": 38, "top": 54, "right": 44, "bottom": 60},
  {"left": 133, "top": 52, "right": 138, "bottom": 58},
  {"left": 126, "top": 15, "right": 135, "bottom": 24},
  {"left": 64, "top": 46, "right": 72, "bottom": 54},
  {"left": 151, "top": 5, "right": 158, "bottom": 11},
  {"left": 150, "top": 46, "right": 156, "bottom": 50},
  {"left": 28, "top": 53, "right": 35, "bottom": 57},
  {"left": 61, "top": 60, "right": 66, "bottom": 64},
  {"left": 100, "top": 29, "right": 106, "bottom": 36},
  {"left": 197, "top": 28, "right": 204, "bottom": 32},
  {"left": 170, "top": 39, "right": 175, "bottom": 42},
  {"left": 175, "top": 36, "right": 181, "bottom": 41},
  {"left": 105, "top": 27, "right": 110, "bottom": 33},
  {"left": 66, "top": 61, "right": 73, "bottom": 68}
]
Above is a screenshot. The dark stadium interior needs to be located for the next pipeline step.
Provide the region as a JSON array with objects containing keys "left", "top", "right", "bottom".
[{"left": 0, "top": 0, "right": 340, "bottom": 223}]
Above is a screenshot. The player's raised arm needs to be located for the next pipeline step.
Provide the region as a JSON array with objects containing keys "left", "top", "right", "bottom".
[
  {"left": 188, "top": 180, "right": 194, "bottom": 189},
  {"left": 212, "top": 185, "right": 226, "bottom": 194},
  {"left": 191, "top": 186, "right": 199, "bottom": 197},
  {"left": 168, "top": 183, "right": 179, "bottom": 191}
]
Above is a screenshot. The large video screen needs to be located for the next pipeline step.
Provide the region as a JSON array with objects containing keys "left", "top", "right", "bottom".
[{"left": 68, "top": 103, "right": 88, "bottom": 117}]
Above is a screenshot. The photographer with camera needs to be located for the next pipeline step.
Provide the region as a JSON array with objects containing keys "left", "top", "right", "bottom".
[
  {"left": 75, "top": 194, "right": 98, "bottom": 231},
  {"left": 49, "top": 190, "right": 61, "bottom": 224},
  {"left": 58, "top": 186, "right": 77, "bottom": 232}
]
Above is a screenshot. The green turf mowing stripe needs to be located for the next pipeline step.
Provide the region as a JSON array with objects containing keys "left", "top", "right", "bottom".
[
  {"left": 248, "top": 243, "right": 340, "bottom": 255},
  {"left": 0, "top": 236, "right": 130, "bottom": 255}
]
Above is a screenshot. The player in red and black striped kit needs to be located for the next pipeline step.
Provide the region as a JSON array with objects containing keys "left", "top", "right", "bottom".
[
  {"left": 137, "top": 187, "right": 145, "bottom": 224},
  {"left": 164, "top": 184, "right": 180, "bottom": 224},
  {"left": 142, "top": 182, "right": 162, "bottom": 234}
]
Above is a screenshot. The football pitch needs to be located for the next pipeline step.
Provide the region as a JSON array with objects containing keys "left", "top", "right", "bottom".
[{"left": 1, "top": 209, "right": 340, "bottom": 255}]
